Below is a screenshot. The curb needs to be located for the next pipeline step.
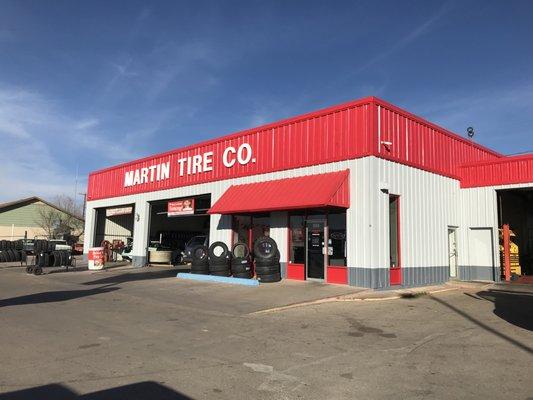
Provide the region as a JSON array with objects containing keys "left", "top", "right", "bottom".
[
  {"left": 177, "top": 272, "right": 259, "bottom": 287},
  {"left": 249, "top": 286, "right": 460, "bottom": 315}
]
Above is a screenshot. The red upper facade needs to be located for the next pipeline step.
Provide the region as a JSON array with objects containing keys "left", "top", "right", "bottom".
[
  {"left": 87, "top": 96, "right": 504, "bottom": 201},
  {"left": 459, "top": 154, "right": 533, "bottom": 188}
]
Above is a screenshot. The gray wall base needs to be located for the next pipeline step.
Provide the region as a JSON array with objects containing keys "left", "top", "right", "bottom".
[
  {"left": 280, "top": 262, "right": 287, "bottom": 279},
  {"left": 458, "top": 266, "right": 498, "bottom": 282},
  {"left": 348, "top": 266, "right": 451, "bottom": 289},
  {"left": 132, "top": 256, "right": 147, "bottom": 268},
  {"left": 348, "top": 268, "right": 389, "bottom": 289},
  {"left": 402, "top": 266, "right": 449, "bottom": 287}
]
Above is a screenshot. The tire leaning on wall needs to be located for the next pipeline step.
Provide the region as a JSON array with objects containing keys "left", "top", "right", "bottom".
[
  {"left": 253, "top": 236, "right": 278, "bottom": 262},
  {"left": 208, "top": 242, "right": 230, "bottom": 264},
  {"left": 190, "top": 245, "right": 209, "bottom": 274}
]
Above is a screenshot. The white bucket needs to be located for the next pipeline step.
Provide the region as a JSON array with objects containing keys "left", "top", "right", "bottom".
[{"left": 88, "top": 247, "right": 105, "bottom": 270}]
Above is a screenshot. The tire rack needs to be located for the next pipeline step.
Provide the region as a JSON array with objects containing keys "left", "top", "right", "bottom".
[{"left": 23, "top": 252, "right": 77, "bottom": 276}]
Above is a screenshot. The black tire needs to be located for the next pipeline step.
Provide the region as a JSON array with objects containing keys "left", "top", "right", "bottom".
[
  {"left": 210, "top": 270, "right": 231, "bottom": 277},
  {"left": 190, "top": 269, "right": 210, "bottom": 275},
  {"left": 191, "top": 245, "right": 208, "bottom": 263},
  {"left": 0, "top": 240, "right": 5, "bottom": 251},
  {"left": 231, "top": 242, "right": 250, "bottom": 259},
  {"left": 21, "top": 250, "right": 27, "bottom": 263},
  {"left": 33, "top": 266, "right": 43, "bottom": 275},
  {"left": 255, "top": 257, "right": 280, "bottom": 266},
  {"left": 6, "top": 249, "right": 15, "bottom": 262},
  {"left": 208, "top": 242, "right": 229, "bottom": 264},
  {"left": 255, "top": 265, "right": 280, "bottom": 275},
  {"left": 231, "top": 263, "right": 251, "bottom": 274},
  {"left": 48, "top": 242, "right": 56, "bottom": 252},
  {"left": 255, "top": 249, "right": 280, "bottom": 264},
  {"left": 15, "top": 240, "right": 23, "bottom": 251},
  {"left": 36, "top": 253, "right": 48, "bottom": 268},
  {"left": 14, "top": 250, "right": 21, "bottom": 262},
  {"left": 233, "top": 271, "right": 252, "bottom": 279},
  {"left": 0, "top": 252, "right": 5, "bottom": 263},
  {"left": 41, "top": 240, "right": 49, "bottom": 253},
  {"left": 253, "top": 236, "right": 278, "bottom": 261},
  {"left": 190, "top": 264, "right": 210, "bottom": 274},
  {"left": 191, "top": 261, "right": 209, "bottom": 269},
  {"left": 65, "top": 252, "right": 72, "bottom": 266},
  {"left": 49, "top": 251, "right": 58, "bottom": 267},
  {"left": 26, "top": 265, "right": 33, "bottom": 274},
  {"left": 257, "top": 272, "right": 281, "bottom": 283},
  {"left": 57, "top": 251, "right": 64, "bottom": 266},
  {"left": 209, "top": 263, "right": 231, "bottom": 273},
  {"left": 231, "top": 256, "right": 251, "bottom": 266}
]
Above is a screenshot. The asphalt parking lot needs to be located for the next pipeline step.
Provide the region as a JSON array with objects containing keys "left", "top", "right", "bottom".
[{"left": 0, "top": 264, "right": 532, "bottom": 400}]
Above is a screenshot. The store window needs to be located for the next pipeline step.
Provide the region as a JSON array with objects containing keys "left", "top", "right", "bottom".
[
  {"left": 328, "top": 212, "right": 347, "bottom": 266},
  {"left": 389, "top": 196, "right": 400, "bottom": 268},
  {"left": 233, "top": 215, "right": 251, "bottom": 245},
  {"left": 232, "top": 214, "right": 271, "bottom": 248},
  {"left": 251, "top": 214, "right": 270, "bottom": 243},
  {"left": 289, "top": 214, "right": 305, "bottom": 264}
]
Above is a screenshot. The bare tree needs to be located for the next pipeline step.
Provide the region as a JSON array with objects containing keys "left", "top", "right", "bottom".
[{"left": 35, "top": 195, "right": 84, "bottom": 240}]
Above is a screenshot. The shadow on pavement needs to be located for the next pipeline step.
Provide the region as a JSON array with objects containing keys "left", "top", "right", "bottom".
[
  {"left": 0, "top": 381, "right": 193, "bottom": 400},
  {"left": 431, "top": 293, "right": 532, "bottom": 354},
  {"left": 82, "top": 267, "right": 189, "bottom": 286},
  {"left": 476, "top": 288, "right": 533, "bottom": 331},
  {"left": 0, "top": 287, "right": 119, "bottom": 308}
]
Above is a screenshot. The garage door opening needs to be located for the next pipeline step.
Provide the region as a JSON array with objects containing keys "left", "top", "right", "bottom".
[
  {"left": 148, "top": 195, "right": 211, "bottom": 265},
  {"left": 498, "top": 188, "right": 533, "bottom": 282},
  {"left": 94, "top": 205, "right": 135, "bottom": 264}
]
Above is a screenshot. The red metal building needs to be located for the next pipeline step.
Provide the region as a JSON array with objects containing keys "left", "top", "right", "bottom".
[{"left": 85, "top": 97, "right": 533, "bottom": 288}]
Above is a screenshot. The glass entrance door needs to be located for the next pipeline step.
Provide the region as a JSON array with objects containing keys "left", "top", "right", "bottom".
[{"left": 306, "top": 220, "right": 325, "bottom": 279}]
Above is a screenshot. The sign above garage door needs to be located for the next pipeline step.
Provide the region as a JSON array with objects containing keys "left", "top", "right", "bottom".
[
  {"left": 168, "top": 199, "right": 195, "bottom": 217},
  {"left": 106, "top": 206, "right": 133, "bottom": 217}
]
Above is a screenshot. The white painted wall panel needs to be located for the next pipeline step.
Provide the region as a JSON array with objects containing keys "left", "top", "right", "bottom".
[{"left": 373, "top": 158, "right": 460, "bottom": 269}]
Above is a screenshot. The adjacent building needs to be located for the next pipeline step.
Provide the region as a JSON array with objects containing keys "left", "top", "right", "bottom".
[{"left": 0, "top": 196, "right": 84, "bottom": 241}]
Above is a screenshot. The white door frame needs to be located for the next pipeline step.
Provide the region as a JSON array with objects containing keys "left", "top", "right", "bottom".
[{"left": 448, "top": 227, "right": 458, "bottom": 278}]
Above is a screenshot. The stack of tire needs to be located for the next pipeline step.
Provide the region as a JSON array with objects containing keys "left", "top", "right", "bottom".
[
  {"left": 254, "top": 236, "right": 281, "bottom": 283},
  {"left": 28, "top": 240, "right": 72, "bottom": 275},
  {"left": 230, "top": 242, "right": 253, "bottom": 279},
  {"left": 208, "top": 242, "right": 231, "bottom": 277},
  {"left": 0, "top": 240, "right": 24, "bottom": 263},
  {"left": 190, "top": 245, "right": 209, "bottom": 275}
]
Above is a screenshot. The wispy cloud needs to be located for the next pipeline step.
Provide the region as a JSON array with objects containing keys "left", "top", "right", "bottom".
[
  {"left": 408, "top": 81, "right": 533, "bottom": 154},
  {"left": 0, "top": 85, "right": 148, "bottom": 201},
  {"left": 350, "top": 2, "right": 453, "bottom": 76}
]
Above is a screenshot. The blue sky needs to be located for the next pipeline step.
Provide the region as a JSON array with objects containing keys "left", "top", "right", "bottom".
[{"left": 0, "top": 0, "right": 532, "bottom": 202}]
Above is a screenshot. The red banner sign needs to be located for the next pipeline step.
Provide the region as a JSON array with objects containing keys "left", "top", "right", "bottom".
[{"left": 168, "top": 198, "right": 195, "bottom": 217}]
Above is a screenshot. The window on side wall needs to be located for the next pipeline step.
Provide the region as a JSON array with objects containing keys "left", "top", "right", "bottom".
[
  {"left": 289, "top": 214, "right": 305, "bottom": 264},
  {"left": 328, "top": 212, "right": 347, "bottom": 266},
  {"left": 389, "top": 196, "right": 400, "bottom": 268}
]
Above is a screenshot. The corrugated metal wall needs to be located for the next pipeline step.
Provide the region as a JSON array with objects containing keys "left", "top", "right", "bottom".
[
  {"left": 375, "top": 101, "right": 500, "bottom": 179},
  {"left": 87, "top": 101, "right": 373, "bottom": 200},
  {"left": 460, "top": 154, "right": 533, "bottom": 188},
  {"left": 85, "top": 155, "right": 522, "bottom": 286},
  {"left": 87, "top": 97, "right": 501, "bottom": 202}
]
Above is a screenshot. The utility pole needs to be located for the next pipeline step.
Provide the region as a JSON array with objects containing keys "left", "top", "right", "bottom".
[{"left": 79, "top": 192, "right": 87, "bottom": 219}]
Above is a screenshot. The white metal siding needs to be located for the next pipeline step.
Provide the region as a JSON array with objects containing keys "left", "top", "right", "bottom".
[{"left": 373, "top": 158, "right": 460, "bottom": 269}]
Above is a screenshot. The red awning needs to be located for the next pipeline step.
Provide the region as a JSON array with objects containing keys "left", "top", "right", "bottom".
[{"left": 208, "top": 170, "right": 349, "bottom": 214}]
